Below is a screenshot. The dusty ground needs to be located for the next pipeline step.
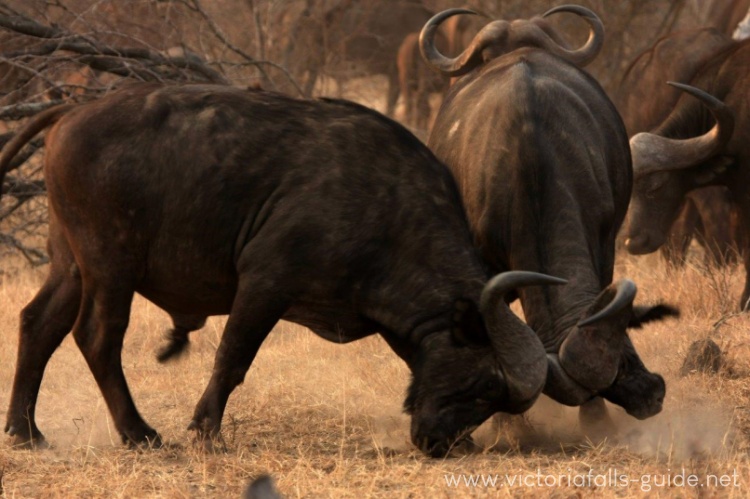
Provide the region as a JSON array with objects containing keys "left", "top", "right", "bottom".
[{"left": 1, "top": 249, "right": 750, "bottom": 498}]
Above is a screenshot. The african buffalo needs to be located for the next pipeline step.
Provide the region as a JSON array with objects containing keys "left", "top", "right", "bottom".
[
  {"left": 396, "top": 31, "right": 448, "bottom": 131},
  {"left": 615, "top": 27, "right": 741, "bottom": 267},
  {"left": 0, "top": 82, "right": 567, "bottom": 457},
  {"left": 626, "top": 39, "right": 750, "bottom": 309},
  {"left": 284, "top": 0, "right": 434, "bottom": 116},
  {"left": 420, "top": 6, "right": 676, "bottom": 430},
  {"left": 615, "top": 28, "right": 732, "bottom": 136}
]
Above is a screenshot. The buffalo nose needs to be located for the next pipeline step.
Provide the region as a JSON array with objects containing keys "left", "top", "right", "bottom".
[{"left": 624, "top": 233, "right": 651, "bottom": 255}]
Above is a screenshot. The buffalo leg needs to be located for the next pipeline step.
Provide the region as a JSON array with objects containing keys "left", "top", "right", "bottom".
[
  {"left": 385, "top": 71, "right": 400, "bottom": 118},
  {"left": 72, "top": 283, "right": 159, "bottom": 446},
  {"left": 742, "top": 250, "right": 750, "bottom": 311},
  {"left": 578, "top": 397, "right": 616, "bottom": 439},
  {"left": 5, "top": 268, "right": 81, "bottom": 448},
  {"left": 660, "top": 198, "right": 698, "bottom": 267},
  {"left": 417, "top": 92, "right": 431, "bottom": 131},
  {"left": 189, "top": 277, "right": 289, "bottom": 446},
  {"left": 156, "top": 313, "right": 207, "bottom": 363},
  {"left": 303, "top": 69, "right": 318, "bottom": 98}
]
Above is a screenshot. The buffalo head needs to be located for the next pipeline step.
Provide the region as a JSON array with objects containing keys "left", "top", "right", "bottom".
[
  {"left": 626, "top": 83, "right": 735, "bottom": 255},
  {"left": 406, "top": 271, "right": 566, "bottom": 457},
  {"left": 419, "top": 4, "right": 604, "bottom": 77},
  {"left": 544, "top": 280, "right": 677, "bottom": 419}
]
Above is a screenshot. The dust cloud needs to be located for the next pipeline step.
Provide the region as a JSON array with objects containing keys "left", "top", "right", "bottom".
[{"left": 365, "top": 392, "right": 739, "bottom": 460}]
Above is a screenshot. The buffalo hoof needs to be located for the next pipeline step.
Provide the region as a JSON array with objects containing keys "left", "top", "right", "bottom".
[
  {"left": 9, "top": 433, "right": 51, "bottom": 450},
  {"left": 188, "top": 419, "right": 227, "bottom": 453},
  {"left": 6, "top": 424, "right": 50, "bottom": 450},
  {"left": 191, "top": 432, "right": 227, "bottom": 453},
  {"left": 122, "top": 429, "right": 163, "bottom": 450}
]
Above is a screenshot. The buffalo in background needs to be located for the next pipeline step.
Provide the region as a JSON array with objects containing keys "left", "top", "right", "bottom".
[
  {"left": 396, "top": 31, "right": 449, "bottom": 131},
  {"left": 626, "top": 39, "right": 750, "bottom": 309},
  {"left": 616, "top": 27, "right": 743, "bottom": 267},
  {"left": 421, "top": 5, "right": 677, "bottom": 434},
  {"left": 283, "top": 0, "right": 435, "bottom": 118}
]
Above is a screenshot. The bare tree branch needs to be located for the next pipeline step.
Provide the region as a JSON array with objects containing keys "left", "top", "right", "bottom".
[
  {"left": 0, "top": 11, "right": 230, "bottom": 83},
  {"left": 161, "top": 0, "right": 304, "bottom": 95},
  {"left": 0, "top": 0, "right": 307, "bottom": 264},
  {"left": 0, "top": 99, "right": 64, "bottom": 119},
  {"left": 2, "top": 175, "right": 45, "bottom": 198},
  {"left": 0, "top": 232, "right": 48, "bottom": 265}
]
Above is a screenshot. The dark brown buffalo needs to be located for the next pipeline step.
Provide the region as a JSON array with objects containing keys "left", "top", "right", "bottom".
[
  {"left": 396, "top": 31, "right": 448, "bottom": 131},
  {"left": 284, "top": 0, "right": 435, "bottom": 116},
  {"left": 626, "top": 39, "right": 750, "bottom": 309},
  {"left": 615, "top": 28, "right": 732, "bottom": 136},
  {"left": 615, "top": 27, "right": 741, "bottom": 267},
  {"left": 421, "top": 6, "right": 676, "bottom": 431},
  {"left": 0, "top": 82, "right": 567, "bottom": 457}
]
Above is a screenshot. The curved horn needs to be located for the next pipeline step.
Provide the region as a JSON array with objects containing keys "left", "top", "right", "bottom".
[
  {"left": 631, "top": 82, "right": 735, "bottom": 175},
  {"left": 545, "top": 354, "right": 595, "bottom": 406},
  {"left": 481, "top": 271, "right": 567, "bottom": 411},
  {"left": 578, "top": 279, "right": 637, "bottom": 327},
  {"left": 538, "top": 4, "right": 604, "bottom": 67},
  {"left": 419, "top": 8, "right": 489, "bottom": 77},
  {"left": 558, "top": 280, "right": 636, "bottom": 392}
]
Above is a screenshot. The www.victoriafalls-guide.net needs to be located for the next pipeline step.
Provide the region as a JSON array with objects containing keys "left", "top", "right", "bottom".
[{"left": 444, "top": 468, "right": 742, "bottom": 492}]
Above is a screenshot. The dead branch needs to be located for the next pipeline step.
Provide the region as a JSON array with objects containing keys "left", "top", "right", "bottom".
[
  {"left": 0, "top": 232, "right": 48, "bottom": 265},
  {"left": 2, "top": 175, "right": 45, "bottom": 198},
  {"left": 0, "top": 11, "right": 230, "bottom": 84},
  {"left": 161, "top": 0, "right": 304, "bottom": 95},
  {"left": 0, "top": 0, "right": 309, "bottom": 264},
  {"left": 0, "top": 99, "right": 64, "bottom": 119}
]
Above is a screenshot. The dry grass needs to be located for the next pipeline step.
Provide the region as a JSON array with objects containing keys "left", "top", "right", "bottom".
[{"left": 2, "top": 249, "right": 750, "bottom": 498}]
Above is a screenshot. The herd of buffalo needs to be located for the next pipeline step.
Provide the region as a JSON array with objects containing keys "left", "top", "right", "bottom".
[{"left": 1, "top": 3, "right": 748, "bottom": 458}]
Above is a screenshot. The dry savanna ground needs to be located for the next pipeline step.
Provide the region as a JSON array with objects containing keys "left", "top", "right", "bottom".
[{"left": 1, "top": 248, "right": 750, "bottom": 498}]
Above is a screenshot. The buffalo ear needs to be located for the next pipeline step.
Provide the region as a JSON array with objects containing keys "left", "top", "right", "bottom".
[
  {"left": 629, "top": 304, "right": 680, "bottom": 329},
  {"left": 450, "top": 299, "right": 489, "bottom": 346},
  {"left": 692, "top": 156, "right": 734, "bottom": 186}
]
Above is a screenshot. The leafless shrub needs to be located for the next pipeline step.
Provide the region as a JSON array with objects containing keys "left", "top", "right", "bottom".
[{"left": 0, "top": 0, "right": 303, "bottom": 262}]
